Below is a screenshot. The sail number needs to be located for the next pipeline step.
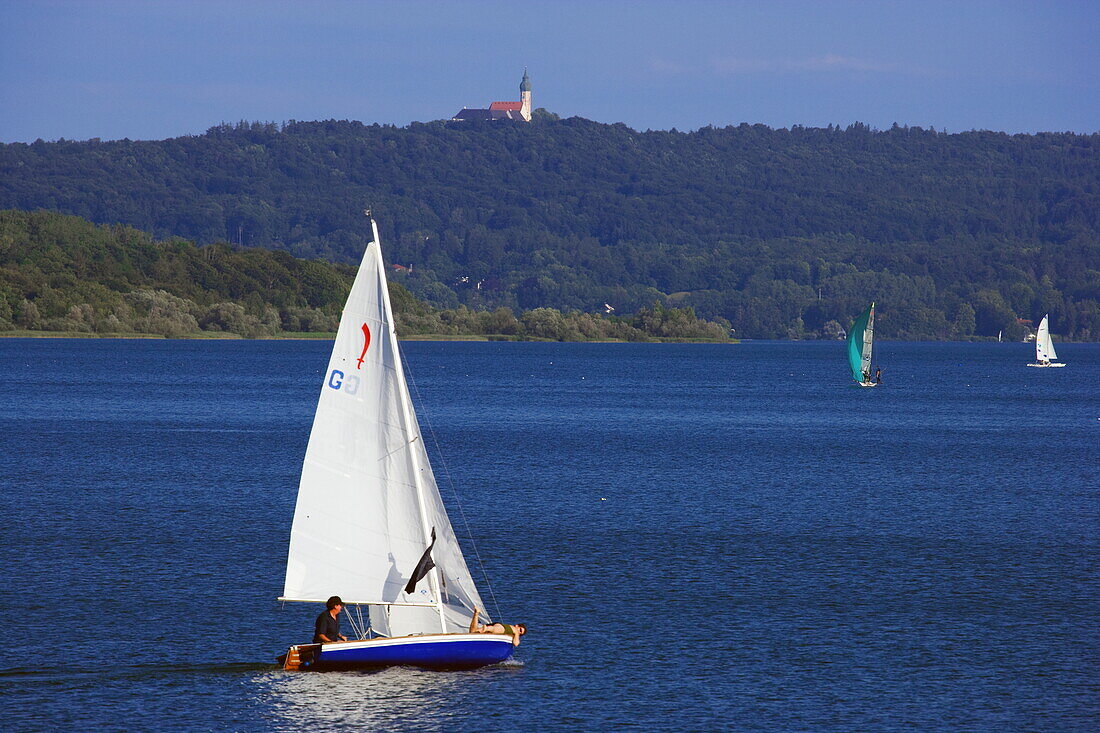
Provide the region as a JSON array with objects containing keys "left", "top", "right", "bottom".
[{"left": 327, "top": 369, "right": 360, "bottom": 395}]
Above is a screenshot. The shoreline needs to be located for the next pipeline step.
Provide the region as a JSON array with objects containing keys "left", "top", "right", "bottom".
[
  {"left": 0, "top": 330, "right": 1077, "bottom": 343},
  {"left": 0, "top": 330, "right": 738, "bottom": 344}
]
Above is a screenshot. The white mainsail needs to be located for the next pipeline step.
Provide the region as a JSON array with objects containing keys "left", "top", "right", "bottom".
[
  {"left": 1035, "top": 315, "right": 1057, "bottom": 362},
  {"left": 282, "top": 218, "right": 487, "bottom": 637}
]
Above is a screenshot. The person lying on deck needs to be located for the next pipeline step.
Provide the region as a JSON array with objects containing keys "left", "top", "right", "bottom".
[
  {"left": 468, "top": 608, "right": 526, "bottom": 647},
  {"left": 313, "top": 595, "right": 350, "bottom": 643}
]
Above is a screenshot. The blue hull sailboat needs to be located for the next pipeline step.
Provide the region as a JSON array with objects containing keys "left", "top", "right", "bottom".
[
  {"left": 277, "top": 212, "right": 515, "bottom": 671},
  {"left": 282, "top": 635, "right": 515, "bottom": 671},
  {"left": 847, "top": 302, "right": 877, "bottom": 387}
]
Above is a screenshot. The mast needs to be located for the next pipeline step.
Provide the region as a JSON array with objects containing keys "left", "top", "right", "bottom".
[
  {"left": 371, "top": 212, "right": 449, "bottom": 634},
  {"left": 864, "top": 302, "right": 875, "bottom": 373}
]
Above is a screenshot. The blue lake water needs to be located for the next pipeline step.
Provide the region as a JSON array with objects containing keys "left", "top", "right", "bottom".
[{"left": 0, "top": 339, "right": 1096, "bottom": 731}]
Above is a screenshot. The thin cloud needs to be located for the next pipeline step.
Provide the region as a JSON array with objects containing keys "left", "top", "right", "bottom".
[
  {"left": 791, "top": 54, "right": 893, "bottom": 72},
  {"left": 649, "top": 58, "right": 689, "bottom": 74},
  {"left": 708, "top": 54, "right": 905, "bottom": 75},
  {"left": 709, "top": 57, "right": 774, "bottom": 74}
]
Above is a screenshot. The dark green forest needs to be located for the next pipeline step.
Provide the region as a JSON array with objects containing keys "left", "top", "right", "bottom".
[
  {"left": 0, "top": 210, "right": 729, "bottom": 341},
  {"left": 1, "top": 116, "right": 1098, "bottom": 339}
]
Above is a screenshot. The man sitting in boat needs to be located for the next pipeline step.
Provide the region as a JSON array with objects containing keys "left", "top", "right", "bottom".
[
  {"left": 468, "top": 608, "right": 526, "bottom": 647},
  {"left": 313, "top": 595, "right": 349, "bottom": 643}
]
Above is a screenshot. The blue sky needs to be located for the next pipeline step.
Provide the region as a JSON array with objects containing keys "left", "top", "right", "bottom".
[{"left": 1, "top": 0, "right": 1097, "bottom": 142}]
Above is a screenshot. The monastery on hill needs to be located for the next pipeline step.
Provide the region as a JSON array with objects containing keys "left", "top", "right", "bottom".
[{"left": 452, "top": 69, "right": 532, "bottom": 122}]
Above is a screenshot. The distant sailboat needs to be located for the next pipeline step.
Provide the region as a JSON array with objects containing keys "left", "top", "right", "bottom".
[
  {"left": 277, "top": 212, "right": 516, "bottom": 671},
  {"left": 998, "top": 330, "right": 1002, "bottom": 343},
  {"left": 1027, "top": 315, "right": 1066, "bottom": 367},
  {"left": 846, "top": 302, "right": 877, "bottom": 387}
]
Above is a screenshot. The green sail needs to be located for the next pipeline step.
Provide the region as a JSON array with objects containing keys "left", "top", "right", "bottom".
[{"left": 846, "top": 303, "right": 875, "bottom": 382}]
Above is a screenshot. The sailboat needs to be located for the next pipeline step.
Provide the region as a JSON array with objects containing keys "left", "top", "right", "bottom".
[
  {"left": 846, "top": 302, "right": 877, "bottom": 387},
  {"left": 1027, "top": 314, "right": 1066, "bottom": 367},
  {"left": 277, "top": 212, "right": 516, "bottom": 671}
]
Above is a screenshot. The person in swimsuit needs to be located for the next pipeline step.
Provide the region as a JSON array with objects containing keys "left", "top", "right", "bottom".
[{"left": 468, "top": 608, "right": 526, "bottom": 647}]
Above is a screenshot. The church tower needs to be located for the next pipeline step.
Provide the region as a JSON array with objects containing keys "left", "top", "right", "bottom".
[{"left": 520, "top": 68, "right": 532, "bottom": 122}]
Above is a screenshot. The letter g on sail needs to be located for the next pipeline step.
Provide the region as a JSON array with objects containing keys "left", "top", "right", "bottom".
[
  {"left": 327, "top": 369, "right": 360, "bottom": 396},
  {"left": 328, "top": 370, "right": 345, "bottom": 389}
]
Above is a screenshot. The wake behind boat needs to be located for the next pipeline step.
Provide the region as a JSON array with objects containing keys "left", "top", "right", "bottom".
[
  {"left": 276, "top": 212, "right": 517, "bottom": 671},
  {"left": 1027, "top": 314, "right": 1066, "bottom": 367}
]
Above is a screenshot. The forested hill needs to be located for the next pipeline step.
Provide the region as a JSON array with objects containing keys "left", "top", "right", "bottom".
[
  {"left": 1, "top": 117, "right": 1098, "bottom": 339},
  {"left": 0, "top": 210, "right": 729, "bottom": 341}
]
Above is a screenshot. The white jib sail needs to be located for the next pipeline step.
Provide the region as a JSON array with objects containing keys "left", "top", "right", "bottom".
[
  {"left": 861, "top": 304, "right": 875, "bottom": 379},
  {"left": 1036, "top": 315, "right": 1057, "bottom": 362},
  {"left": 282, "top": 218, "right": 487, "bottom": 637}
]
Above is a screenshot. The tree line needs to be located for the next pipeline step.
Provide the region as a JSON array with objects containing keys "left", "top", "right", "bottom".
[
  {"left": 0, "top": 116, "right": 1097, "bottom": 339},
  {"left": 0, "top": 210, "right": 729, "bottom": 341}
]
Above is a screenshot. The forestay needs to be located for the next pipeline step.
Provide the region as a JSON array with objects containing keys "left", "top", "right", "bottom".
[{"left": 282, "top": 218, "right": 487, "bottom": 637}]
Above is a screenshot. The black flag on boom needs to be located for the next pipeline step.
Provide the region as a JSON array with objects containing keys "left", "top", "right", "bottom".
[{"left": 404, "top": 527, "right": 437, "bottom": 593}]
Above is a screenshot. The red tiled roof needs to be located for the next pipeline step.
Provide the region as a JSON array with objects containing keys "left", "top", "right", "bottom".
[{"left": 489, "top": 101, "right": 523, "bottom": 111}]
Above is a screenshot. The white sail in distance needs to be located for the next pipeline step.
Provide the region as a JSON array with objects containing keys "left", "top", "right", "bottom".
[
  {"left": 1036, "top": 315, "right": 1057, "bottom": 362},
  {"left": 282, "top": 218, "right": 487, "bottom": 636}
]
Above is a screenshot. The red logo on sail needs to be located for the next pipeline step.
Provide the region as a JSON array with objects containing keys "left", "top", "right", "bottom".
[{"left": 356, "top": 323, "right": 371, "bottom": 369}]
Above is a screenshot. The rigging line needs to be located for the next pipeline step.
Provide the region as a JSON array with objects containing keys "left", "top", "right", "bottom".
[
  {"left": 352, "top": 603, "right": 369, "bottom": 638},
  {"left": 345, "top": 603, "right": 364, "bottom": 640},
  {"left": 347, "top": 604, "right": 359, "bottom": 639},
  {"left": 355, "top": 604, "right": 369, "bottom": 640},
  {"left": 405, "top": 360, "right": 504, "bottom": 623},
  {"left": 403, "top": 359, "right": 505, "bottom": 624},
  {"left": 378, "top": 435, "right": 420, "bottom": 462}
]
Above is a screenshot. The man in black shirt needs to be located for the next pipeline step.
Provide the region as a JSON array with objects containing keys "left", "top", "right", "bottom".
[{"left": 314, "top": 595, "right": 349, "bottom": 644}]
